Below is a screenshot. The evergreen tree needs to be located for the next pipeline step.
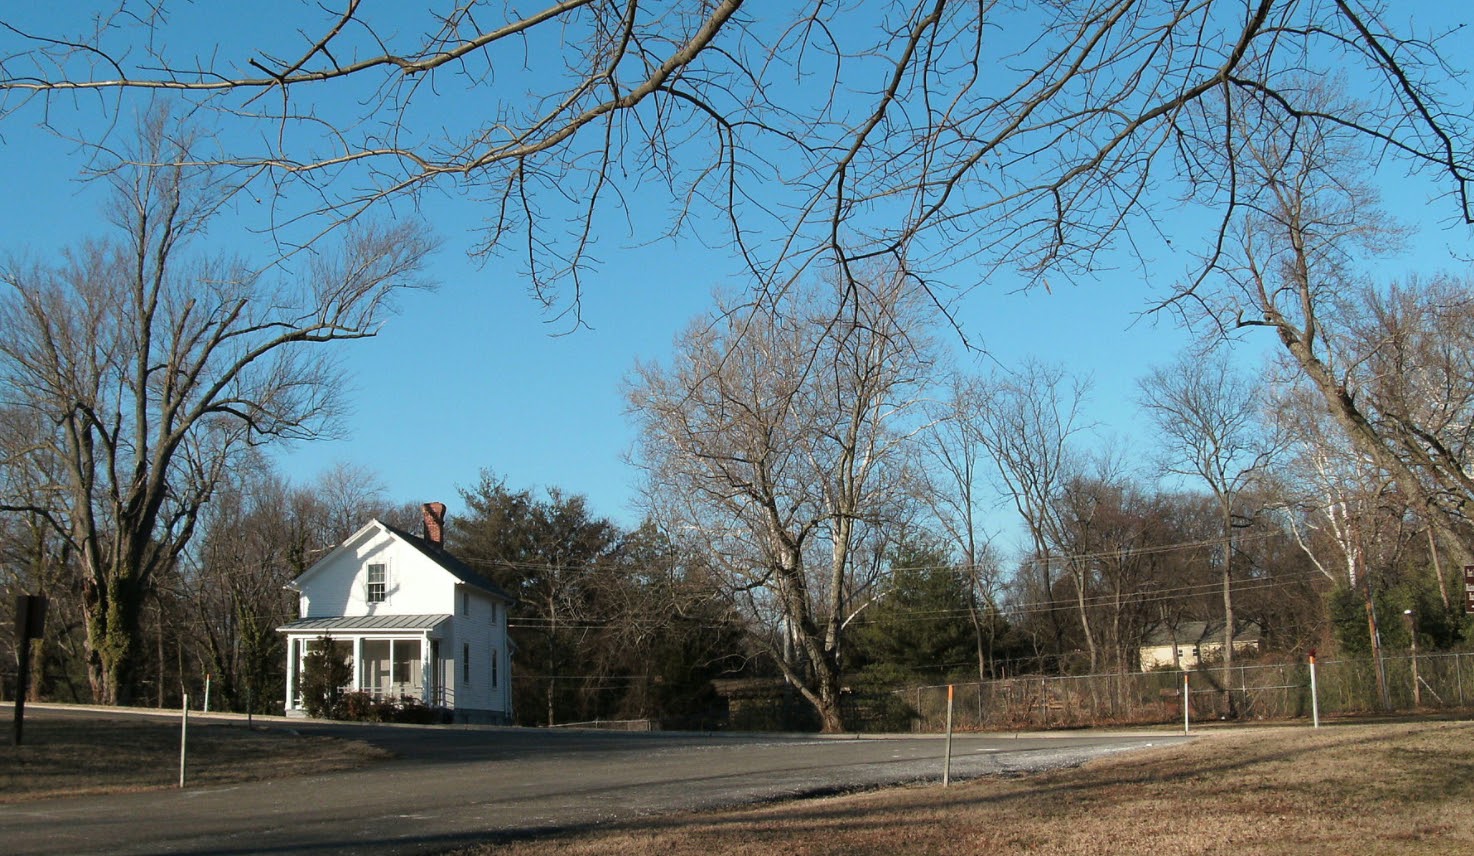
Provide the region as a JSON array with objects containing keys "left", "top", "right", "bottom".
[
  {"left": 852, "top": 542, "right": 977, "bottom": 686},
  {"left": 298, "top": 636, "right": 353, "bottom": 719}
]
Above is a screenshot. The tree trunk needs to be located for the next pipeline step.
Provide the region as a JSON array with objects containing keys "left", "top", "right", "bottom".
[
  {"left": 1275, "top": 322, "right": 1474, "bottom": 570},
  {"left": 156, "top": 601, "right": 166, "bottom": 708},
  {"left": 768, "top": 524, "right": 849, "bottom": 733},
  {"left": 799, "top": 628, "right": 848, "bottom": 734},
  {"left": 1221, "top": 504, "right": 1236, "bottom": 717},
  {"left": 84, "top": 569, "right": 146, "bottom": 706},
  {"left": 1362, "top": 573, "right": 1390, "bottom": 711},
  {"left": 813, "top": 664, "right": 846, "bottom": 734},
  {"left": 1427, "top": 527, "right": 1451, "bottom": 613},
  {"left": 967, "top": 597, "right": 989, "bottom": 682},
  {"left": 1069, "top": 562, "right": 1098, "bottom": 673}
]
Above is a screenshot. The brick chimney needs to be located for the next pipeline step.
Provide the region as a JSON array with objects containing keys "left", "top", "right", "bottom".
[{"left": 422, "top": 502, "right": 446, "bottom": 548}]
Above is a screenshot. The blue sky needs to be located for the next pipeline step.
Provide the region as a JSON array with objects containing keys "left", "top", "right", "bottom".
[{"left": 2, "top": 2, "right": 1471, "bottom": 549}]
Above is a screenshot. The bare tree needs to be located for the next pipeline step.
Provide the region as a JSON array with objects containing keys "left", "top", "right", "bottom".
[
  {"left": 1178, "top": 85, "right": 1474, "bottom": 585},
  {"left": 1139, "top": 348, "right": 1280, "bottom": 697},
  {"left": 1051, "top": 466, "right": 1175, "bottom": 674},
  {"left": 1, "top": 3, "right": 1467, "bottom": 320},
  {"left": 1276, "top": 384, "right": 1412, "bottom": 707},
  {"left": 969, "top": 360, "right": 1092, "bottom": 671},
  {"left": 0, "top": 109, "right": 435, "bottom": 704},
  {"left": 183, "top": 461, "right": 298, "bottom": 713},
  {"left": 627, "top": 270, "right": 935, "bottom": 731},
  {"left": 918, "top": 373, "right": 1007, "bottom": 680},
  {"left": 1340, "top": 275, "right": 1474, "bottom": 609},
  {"left": 0, "top": 408, "right": 89, "bottom": 702}
]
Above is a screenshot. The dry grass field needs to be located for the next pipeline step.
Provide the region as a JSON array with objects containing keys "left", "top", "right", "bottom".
[
  {"left": 0, "top": 713, "right": 389, "bottom": 802},
  {"left": 469, "top": 720, "right": 1474, "bottom": 856}
]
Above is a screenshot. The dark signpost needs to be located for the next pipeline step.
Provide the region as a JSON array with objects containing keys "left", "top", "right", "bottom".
[
  {"left": 1464, "top": 565, "right": 1474, "bottom": 616},
  {"left": 13, "top": 594, "right": 47, "bottom": 746}
]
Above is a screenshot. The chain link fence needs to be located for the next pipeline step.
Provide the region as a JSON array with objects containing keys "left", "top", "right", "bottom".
[{"left": 903, "top": 651, "right": 1474, "bottom": 732}]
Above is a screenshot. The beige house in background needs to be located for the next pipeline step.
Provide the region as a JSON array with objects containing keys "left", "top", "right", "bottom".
[{"left": 1140, "top": 621, "right": 1262, "bottom": 671}]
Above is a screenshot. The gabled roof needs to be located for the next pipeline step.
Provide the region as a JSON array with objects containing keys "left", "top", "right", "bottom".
[
  {"left": 380, "top": 521, "right": 514, "bottom": 602},
  {"left": 278, "top": 614, "right": 452, "bottom": 633},
  {"left": 288, "top": 518, "right": 514, "bottom": 603},
  {"left": 1143, "top": 621, "right": 1262, "bottom": 647}
]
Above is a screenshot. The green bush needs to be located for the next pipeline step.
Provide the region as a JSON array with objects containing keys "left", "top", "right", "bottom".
[
  {"left": 340, "top": 691, "right": 377, "bottom": 720},
  {"left": 393, "top": 696, "right": 440, "bottom": 724},
  {"left": 335, "top": 689, "right": 442, "bottom": 723},
  {"left": 299, "top": 636, "right": 353, "bottom": 718}
]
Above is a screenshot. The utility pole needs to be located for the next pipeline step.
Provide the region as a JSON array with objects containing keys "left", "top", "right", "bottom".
[
  {"left": 12, "top": 595, "right": 47, "bottom": 746},
  {"left": 1404, "top": 610, "right": 1420, "bottom": 708}
]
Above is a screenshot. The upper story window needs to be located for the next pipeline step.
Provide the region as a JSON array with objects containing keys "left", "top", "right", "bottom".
[
  {"left": 461, "top": 589, "right": 470, "bottom": 616},
  {"left": 366, "top": 564, "right": 387, "bottom": 603}
]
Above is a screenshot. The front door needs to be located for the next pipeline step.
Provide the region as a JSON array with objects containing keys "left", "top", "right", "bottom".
[
  {"left": 362, "top": 639, "right": 391, "bottom": 696},
  {"left": 390, "top": 638, "right": 423, "bottom": 698}
]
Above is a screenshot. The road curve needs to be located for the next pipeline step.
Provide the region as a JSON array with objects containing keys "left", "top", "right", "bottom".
[{"left": 1, "top": 709, "right": 1185, "bottom": 855}]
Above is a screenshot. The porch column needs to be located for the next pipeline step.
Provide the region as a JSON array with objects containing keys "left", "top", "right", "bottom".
[
  {"left": 353, "top": 637, "right": 365, "bottom": 692},
  {"left": 421, "top": 633, "right": 432, "bottom": 705},
  {"left": 285, "top": 637, "right": 298, "bottom": 712}
]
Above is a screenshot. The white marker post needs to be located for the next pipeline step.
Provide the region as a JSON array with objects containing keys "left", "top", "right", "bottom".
[
  {"left": 943, "top": 684, "right": 955, "bottom": 787},
  {"left": 1309, "top": 651, "right": 1320, "bottom": 729},
  {"left": 180, "top": 695, "right": 189, "bottom": 788},
  {"left": 204, "top": 674, "right": 211, "bottom": 713},
  {"left": 1182, "top": 671, "right": 1190, "bottom": 735}
]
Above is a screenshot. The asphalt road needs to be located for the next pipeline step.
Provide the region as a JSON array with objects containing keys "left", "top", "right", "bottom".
[{"left": 1, "top": 708, "right": 1186, "bottom": 855}]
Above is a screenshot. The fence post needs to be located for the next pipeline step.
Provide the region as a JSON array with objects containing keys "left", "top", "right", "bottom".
[
  {"left": 943, "top": 685, "right": 954, "bottom": 787},
  {"left": 1405, "top": 610, "right": 1421, "bottom": 708},
  {"left": 180, "top": 695, "right": 190, "bottom": 788},
  {"left": 1309, "top": 651, "right": 1320, "bottom": 729},
  {"left": 1459, "top": 653, "right": 1466, "bottom": 707}
]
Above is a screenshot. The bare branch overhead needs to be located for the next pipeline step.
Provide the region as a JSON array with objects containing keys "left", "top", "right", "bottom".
[{"left": 2, "top": 1, "right": 1467, "bottom": 320}]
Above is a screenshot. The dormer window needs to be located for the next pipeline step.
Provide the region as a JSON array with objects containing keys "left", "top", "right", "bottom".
[{"left": 367, "top": 564, "right": 387, "bottom": 603}]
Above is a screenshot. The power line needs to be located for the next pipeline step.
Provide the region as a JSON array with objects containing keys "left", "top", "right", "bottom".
[{"left": 501, "top": 564, "right": 1327, "bottom": 631}]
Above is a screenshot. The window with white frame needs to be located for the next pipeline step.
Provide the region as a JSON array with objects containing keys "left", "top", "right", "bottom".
[{"left": 367, "top": 564, "right": 387, "bottom": 603}]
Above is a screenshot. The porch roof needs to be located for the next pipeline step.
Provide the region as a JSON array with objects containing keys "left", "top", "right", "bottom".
[{"left": 278, "top": 613, "right": 451, "bottom": 634}]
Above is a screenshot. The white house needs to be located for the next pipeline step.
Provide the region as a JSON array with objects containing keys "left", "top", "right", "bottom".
[{"left": 278, "top": 502, "right": 514, "bottom": 723}]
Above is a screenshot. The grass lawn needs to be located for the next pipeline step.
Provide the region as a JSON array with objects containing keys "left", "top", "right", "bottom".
[
  {"left": 0, "top": 712, "right": 390, "bottom": 802},
  {"left": 466, "top": 720, "right": 1474, "bottom": 856}
]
